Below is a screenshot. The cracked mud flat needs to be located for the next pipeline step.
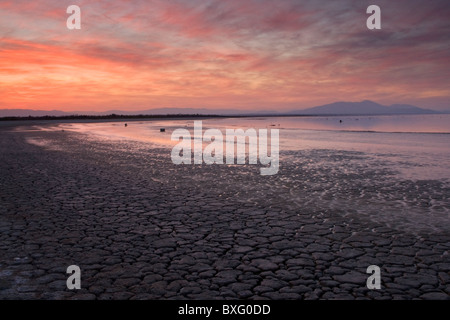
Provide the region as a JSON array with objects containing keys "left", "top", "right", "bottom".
[{"left": 0, "top": 124, "right": 449, "bottom": 300}]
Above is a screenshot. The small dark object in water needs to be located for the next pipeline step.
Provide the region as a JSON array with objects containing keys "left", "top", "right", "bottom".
[
  {"left": 124, "top": 123, "right": 128, "bottom": 127},
  {"left": 339, "top": 120, "right": 342, "bottom": 123},
  {"left": 160, "top": 128, "right": 165, "bottom": 132}
]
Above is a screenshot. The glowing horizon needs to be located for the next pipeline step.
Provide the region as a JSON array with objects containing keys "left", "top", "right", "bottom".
[{"left": 1, "top": 0, "right": 449, "bottom": 112}]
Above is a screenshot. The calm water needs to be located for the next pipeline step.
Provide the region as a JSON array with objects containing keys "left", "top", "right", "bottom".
[{"left": 53, "top": 114, "right": 450, "bottom": 181}]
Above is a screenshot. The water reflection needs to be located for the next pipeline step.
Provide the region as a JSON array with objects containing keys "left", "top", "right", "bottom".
[{"left": 56, "top": 114, "right": 450, "bottom": 180}]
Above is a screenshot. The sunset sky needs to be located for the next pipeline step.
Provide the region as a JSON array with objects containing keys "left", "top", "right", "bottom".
[{"left": 1, "top": 0, "right": 449, "bottom": 112}]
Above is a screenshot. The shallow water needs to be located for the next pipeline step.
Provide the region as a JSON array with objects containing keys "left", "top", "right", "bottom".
[{"left": 50, "top": 114, "right": 450, "bottom": 181}]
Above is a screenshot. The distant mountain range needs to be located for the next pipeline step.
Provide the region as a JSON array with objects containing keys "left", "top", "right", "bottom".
[
  {"left": 0, "top": 100, "right": 446, "bottom": 117},
  {"left": 289, "top": 100, "right": 441, "bottom": 115}
]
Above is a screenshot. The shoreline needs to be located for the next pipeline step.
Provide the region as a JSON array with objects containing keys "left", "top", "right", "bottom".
[{"left": 0, "top": 115, "right": 231, "bottom": 128}]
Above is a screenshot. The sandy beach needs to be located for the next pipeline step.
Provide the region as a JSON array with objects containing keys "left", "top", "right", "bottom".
[{"left": 0, "top": 122, "right": 449, "bottom": 300}]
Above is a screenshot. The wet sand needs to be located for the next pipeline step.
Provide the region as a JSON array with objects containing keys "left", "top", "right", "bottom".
[{"left": 0, "top": 124, "right": 449, "bottom": 300}]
